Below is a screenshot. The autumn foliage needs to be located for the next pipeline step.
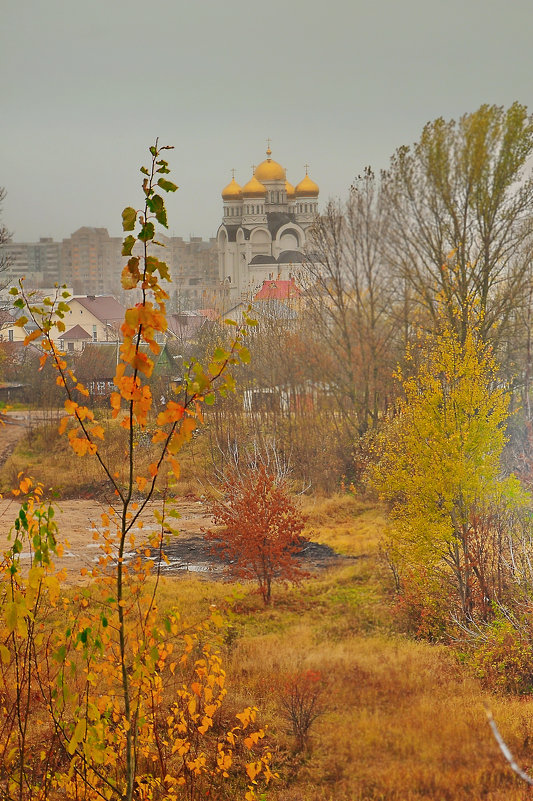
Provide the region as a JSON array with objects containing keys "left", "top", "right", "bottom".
[
  {"left": 206, "top": 465, "right": 308, "bottom": 604},
  {"left": 0, "top": 142, "right": 272, "bottom": 801},
  {"left": 371, "top": 318, "right": 528, "bottom": 627}
]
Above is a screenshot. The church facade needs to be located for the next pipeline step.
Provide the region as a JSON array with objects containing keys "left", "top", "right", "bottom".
[{"left": 217, "top": 146, "right": 319, "bottom": 304}]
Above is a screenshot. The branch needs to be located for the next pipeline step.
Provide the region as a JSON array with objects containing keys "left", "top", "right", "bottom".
[{"left": 485, "top": 705, "right": 533, "bottom": 785}]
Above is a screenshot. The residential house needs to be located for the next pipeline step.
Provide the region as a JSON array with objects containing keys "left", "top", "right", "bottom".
[
  {"left": 59, "top": 324, "right": 93, "bottom": 353},
  {"left": 0, "top": 309, "right": 26, "bottom": 343},
  {"left": 54, "top": 295, "right": 126, "bottom": 346}
]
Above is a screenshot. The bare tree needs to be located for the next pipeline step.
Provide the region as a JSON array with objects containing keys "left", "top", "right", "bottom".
[
  {"left": 0, "top": 187, "right": 12, "bottom": 287},
  {"left": 303, "top": 169, "right": 399, "bottom": 436},
  {"left": 383, "top": 102, "right": 533, "bottom": 347}
]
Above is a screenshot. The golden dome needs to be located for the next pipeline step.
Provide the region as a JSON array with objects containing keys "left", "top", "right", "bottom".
[
  {"left": 285, "top": 179, "right": 296, "bottom": 200},
  {"left": 221, "top": 176, "right": 242, "bottom": 200},
  {"left": 295, "top": 169, "right": 319, "bottom": 197},
  {"left": 254, "top": 146, "right": 286, "bottom": 182},
  {"left": 242, "top": 174, "right": 267, "bottom": 198}
]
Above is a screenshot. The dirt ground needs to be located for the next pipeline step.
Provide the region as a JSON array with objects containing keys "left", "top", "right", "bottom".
[
  {"left": 0, "top": 494, "right": 341, "bottom": 582},
  {"left": 0, "top": 413, "right": 342, "bottom": 582}
]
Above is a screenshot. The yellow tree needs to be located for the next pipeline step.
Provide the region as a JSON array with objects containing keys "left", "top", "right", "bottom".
[{"left": 372, "top": 320, "right": 527, "bottom": 624}]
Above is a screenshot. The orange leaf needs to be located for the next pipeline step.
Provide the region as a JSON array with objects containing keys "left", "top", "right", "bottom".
[
  {"left": 19, "top": 477, "right": 32, "bottom": 494},
  {"left": 90, "top": 425, "right": 105, "bottom": 440},
  {"left": 168, "top": 457, "right": 181, "bottom": 481},
  {"left": 64, "top": 399, "right": 78, "bottom": 415},
  {"left": 76, "top": 382, "right": 90, "bottom": 397},
  {"left": 24, "top": 330, "right": 41, "bottom": 346}
]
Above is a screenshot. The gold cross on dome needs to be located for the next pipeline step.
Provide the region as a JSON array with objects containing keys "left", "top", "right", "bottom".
[
  {"left": 231, "top": 168, "right": 235, "bottom": 179},
  {"left": 304, "top": 163, "right": 310, "bottom": 174},
  {"left": 251, "top": 164, "right": 256, "bottom": 173}
]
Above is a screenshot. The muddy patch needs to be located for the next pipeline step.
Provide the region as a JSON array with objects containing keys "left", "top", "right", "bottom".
[{"left": 145, "top": 536, "right": 344, "bottom": 578}]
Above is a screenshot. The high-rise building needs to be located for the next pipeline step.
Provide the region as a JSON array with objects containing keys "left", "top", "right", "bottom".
[
  {"left": 60, "top": 227, "right": 123, "bottom": 295},
  {"left": 0, "top": 229, "right": 218, "bottom": 303},
  {"left": 217, "top": 145, "right": 319, "bottom": 305},
  {"left": 0, "top": 237, "right": 62, "bottom": 286},
  {"left": 162, "top": 235, "right": 218, "bottom": 312}
]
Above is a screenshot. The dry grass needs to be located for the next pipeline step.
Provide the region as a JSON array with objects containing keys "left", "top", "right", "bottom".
[
  {"left": 147, "top": 490, "right": 533, "bottom": 801},
  {"left": 0, "top": 415, "right": 213, "bottom": 499},
  {"left": 2, "top": 425, "right": 531, "bottom": 799},
  {"left": 302, "top": 493, "right": 386, "bottom": 557},
  {"left": 151, "top": 561, "right": 532, "bottom": 801}
]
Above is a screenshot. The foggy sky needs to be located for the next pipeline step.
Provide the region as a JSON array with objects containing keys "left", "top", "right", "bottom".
[{"left": 2, "top": 0, "right": 533, "bottom": 243}]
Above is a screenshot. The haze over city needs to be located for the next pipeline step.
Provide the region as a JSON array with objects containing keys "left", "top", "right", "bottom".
[{"left": 3, "top": 0, "right": 533, "bottom": 242}]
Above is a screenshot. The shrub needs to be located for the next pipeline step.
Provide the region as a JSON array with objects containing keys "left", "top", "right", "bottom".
[{"left": 205, "top": 464, "right": 308, "bottom": 604}]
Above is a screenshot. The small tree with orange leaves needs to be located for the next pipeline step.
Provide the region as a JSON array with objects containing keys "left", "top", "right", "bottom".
[
  {"left": 1, "top": 141, "right": 273, "bottom": 801},
  {"left": 206, "top": 464, "right": 308, "bottom": 604}
]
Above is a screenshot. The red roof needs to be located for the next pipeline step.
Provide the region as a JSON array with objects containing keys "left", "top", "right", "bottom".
[
  {"left": 196, "top": 308, "right": 218, "bottom": 321},
  {"left": 253, "top": 279, "right": 302, "bottom": 301}
]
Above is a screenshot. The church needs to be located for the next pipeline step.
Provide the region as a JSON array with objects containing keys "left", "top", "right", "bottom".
[{"left": 217, "top": 145, "right": 319, "bottom": 304}]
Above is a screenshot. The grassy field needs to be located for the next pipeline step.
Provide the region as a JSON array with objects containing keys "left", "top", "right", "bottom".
[
  {"left": 153, "top": 495, "right": 533, "bottom": 801},
  {"left": 2, "top": 426, "right": 532, "bottom": 799}
]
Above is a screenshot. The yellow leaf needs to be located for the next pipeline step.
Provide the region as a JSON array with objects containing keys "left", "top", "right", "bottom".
[
  {"left": 28, "top": 566, "right": 44, "bottom": 589},
  {"left": 67, "top": 719, "right": 86, "bottom": 755},
  {"left": 44, "top": 575, "right": 60, "bottom": 604}
]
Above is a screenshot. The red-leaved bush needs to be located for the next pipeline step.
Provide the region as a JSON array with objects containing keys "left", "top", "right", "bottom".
[{"left": 205, "top": 464, "right": 308, "bottom": 603}]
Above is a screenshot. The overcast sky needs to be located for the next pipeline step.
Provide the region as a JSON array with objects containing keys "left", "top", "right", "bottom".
[{"left": 2, "top": 0, "right": 533, "bottom": 242}]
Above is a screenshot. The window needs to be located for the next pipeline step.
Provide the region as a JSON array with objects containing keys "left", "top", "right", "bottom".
[
  {"left": 93, "top": 324, "right": 97, "bottom": 342},
  {"left": 68, "top": 342, "right": 74, "bottom": 352},
  {"left": 8, "top": 329, "right": 13, "bottom": 342}
]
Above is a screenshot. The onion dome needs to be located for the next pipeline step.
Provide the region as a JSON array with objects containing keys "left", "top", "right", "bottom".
[
  {"left": 295, "top": 168, "right": 319, "bottom": 197},
  {"left": 242, "top": 174, "right": 267, "bottom": 198},
  {"left": 285, "top": 179, "right": 296, "bottom": 200},
  {"left": 255, "top": 146, "right": 286, "bottom": 182},
  {"left": 221, "top": 176, "right": 242, "bottom": 200}
]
